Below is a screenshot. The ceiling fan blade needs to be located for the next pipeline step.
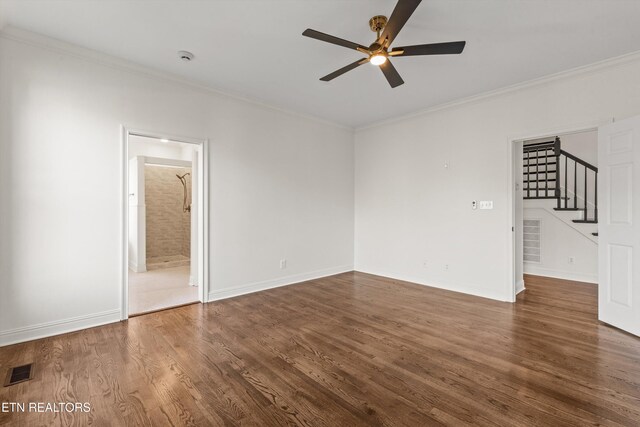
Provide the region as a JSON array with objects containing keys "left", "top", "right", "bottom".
[
  {"left": 303, "top": 29, "right": 367, "bottom": 51},
  {"left": 391, "top": 41, "right": 466, "bottom": 56},
  {"left": 377, "top": 0, "right": 422, "bottom": 47},
  {"left": 379, "top": 60, "right": 404, "bottom": 88},
  {"left": 320, "top": 58, "right": 369, "bottom": 82}
]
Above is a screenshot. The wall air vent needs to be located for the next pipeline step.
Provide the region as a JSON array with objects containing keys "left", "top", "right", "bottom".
[{"left": 523, "top": 219, "right": 541, "bottom": 263}]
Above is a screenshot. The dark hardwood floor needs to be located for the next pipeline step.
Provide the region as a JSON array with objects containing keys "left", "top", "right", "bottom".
[{"left": 1, "top": 272, "right": 639, "bottom": 426}]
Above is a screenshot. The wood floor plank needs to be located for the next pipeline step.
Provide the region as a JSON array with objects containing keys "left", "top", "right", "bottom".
[{"left": 1, "top": 272, "right": 640, "bottom": 426}]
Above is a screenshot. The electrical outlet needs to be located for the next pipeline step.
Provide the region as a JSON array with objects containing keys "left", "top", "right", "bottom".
[
  {"left": 423, "top": 260, "right": 428, "bottom": 268},
  {"left": 568, "top": 257, "right": 575, "bottom": 264},
  {"left": 479, "top": 201, "right": 494, "bottom": 210},
  {"left": 445, "top": 264, "right": 449, "bottom": 271},
  {"left": 280, "top": 259, "right": 287, "bottom": 269}
]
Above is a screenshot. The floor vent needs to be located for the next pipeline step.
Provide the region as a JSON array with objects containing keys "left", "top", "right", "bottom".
[{"left": 4, "top": 363, "right": 34, "bottom": 387}]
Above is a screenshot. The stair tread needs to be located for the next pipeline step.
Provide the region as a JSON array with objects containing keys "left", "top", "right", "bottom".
[
  {"left": 554, "top": 208, "right": 580, "bottom": 211},
  {"left": 572, "top": 219, "right": 598, "bottom": 224},
  {"left": 592, "top": 232, "right": 599, "bottom": 236},
  {"left": 524, "top": 179, "right": 557, "bottom": 182}
]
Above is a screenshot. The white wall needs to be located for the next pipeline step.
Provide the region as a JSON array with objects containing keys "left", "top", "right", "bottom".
[
  {"left": 523, "top": 208, "right": 598, "bottom": 283},
  {"left": 0, "top": 32, "right": 354, "bottom": 345},
  {"left": 355, "top": 53, "right": 640, "bottom": 301},
  {"left": 561, "top": 130, "right": 597, "bottom": 166}
]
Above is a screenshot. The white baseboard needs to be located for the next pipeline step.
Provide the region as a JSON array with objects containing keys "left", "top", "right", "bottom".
[
  {"left": 208, "top": 265, "right": 353, "bottom": 302},
  {"left": 1, "top": 266, "right": 352, "bottom": 347},
  {"left": 0, "top": 309, "right": 121, "bottom": 347},
  {"left": 128, "top": 260, "right": 146, "bottom": 273},
  {"left": 353, "top": 267, "right": 512, "bottom": 302},
  {"left": 516, "top": 279, "right": 526, "bottom": 295},
  {"left": 524, "top": 265, "right": 597, "bottom": 284}
]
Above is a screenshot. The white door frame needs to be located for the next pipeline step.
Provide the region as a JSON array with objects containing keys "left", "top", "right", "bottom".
[
  {"left": 121, "top": 126, "right": 210, "bottom": 320},
  {"left": 506, "top": 119, "right": 611, "bottom": 302}
]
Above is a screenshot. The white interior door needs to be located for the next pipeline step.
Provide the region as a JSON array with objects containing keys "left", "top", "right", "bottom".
[{"left": 598, "top": 116, "right": 640, "bottom": 336}]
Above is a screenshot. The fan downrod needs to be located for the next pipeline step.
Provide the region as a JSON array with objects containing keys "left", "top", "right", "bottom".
[{"left": 369, "top": 15, "right": 388, "bottom": 38}]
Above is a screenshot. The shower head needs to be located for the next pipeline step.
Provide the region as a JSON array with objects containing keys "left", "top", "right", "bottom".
[{"left": 176, "top": 172, "right": 192, "bottom": 213}]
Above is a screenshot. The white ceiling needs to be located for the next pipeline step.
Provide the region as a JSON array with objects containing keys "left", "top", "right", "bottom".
[{"left": 2, "top": 0, "right": 640, "bottom": 128}]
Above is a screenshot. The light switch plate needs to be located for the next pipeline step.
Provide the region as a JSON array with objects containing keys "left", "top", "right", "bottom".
[{"left": 479, "top": 201, "right": 494, "bottom": 210}]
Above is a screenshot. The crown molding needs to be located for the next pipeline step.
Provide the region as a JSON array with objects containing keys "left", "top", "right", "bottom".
[
  {"left": 356, "top": 49, "right": 640, "bottom": 132},
  {"left": 4, "top": 26, "right": 640, "bottom": 135},
  {"left": 0, "top": 26, "right": 353, "bottom": 132}
]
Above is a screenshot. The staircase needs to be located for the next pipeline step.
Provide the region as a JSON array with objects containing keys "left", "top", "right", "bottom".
[{"left": 523, "top": 137, "right": 598, "bottom": 236}]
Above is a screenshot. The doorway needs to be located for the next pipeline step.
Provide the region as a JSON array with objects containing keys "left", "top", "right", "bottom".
[
  {"left": 509, "top": 125, "right": 600, "bottom": 302},
  {"left": 509, "top": 116, "right": 640, "bottom": 339},
  {"left": 122, "top": 128, "right": 208, "bottom": 318}
]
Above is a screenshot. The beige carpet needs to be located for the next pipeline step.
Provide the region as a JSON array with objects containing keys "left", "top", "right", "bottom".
[{"left": 128, "top": 265, "right": 198, "bottom": 315}]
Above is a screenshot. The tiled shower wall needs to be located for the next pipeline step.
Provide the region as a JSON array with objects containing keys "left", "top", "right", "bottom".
[{"left": 145, "top": 165, "right": 191, "bottom": 260}]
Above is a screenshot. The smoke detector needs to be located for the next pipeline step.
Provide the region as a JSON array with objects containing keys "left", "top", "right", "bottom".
[{"left": 178, "top": 51, "right": 194, "bottom": 62}]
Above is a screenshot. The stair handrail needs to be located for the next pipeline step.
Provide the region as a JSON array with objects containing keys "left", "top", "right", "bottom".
[
  {"left": 558, "top": 149, "right": 598, "bottom": 173},
  {"left": 555, "top": 140, "right": 598, "bottom": 222}
]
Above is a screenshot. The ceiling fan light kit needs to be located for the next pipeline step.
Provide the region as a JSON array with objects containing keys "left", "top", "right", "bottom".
[
  {"left": 302, "top": 0, "right": 466, "bottom": 88},
  {"left": 370, "top": 53, "right": 388, "bottom": 66}
]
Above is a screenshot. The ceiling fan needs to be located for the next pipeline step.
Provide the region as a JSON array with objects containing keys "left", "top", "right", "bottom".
[{"left": 302, "top": 0, "right": 465, "bottom": 88}]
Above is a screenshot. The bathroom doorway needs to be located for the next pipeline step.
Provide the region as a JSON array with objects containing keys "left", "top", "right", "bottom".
[{"left": 122, "top": 129, "right": 208, "bottom": 317}]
